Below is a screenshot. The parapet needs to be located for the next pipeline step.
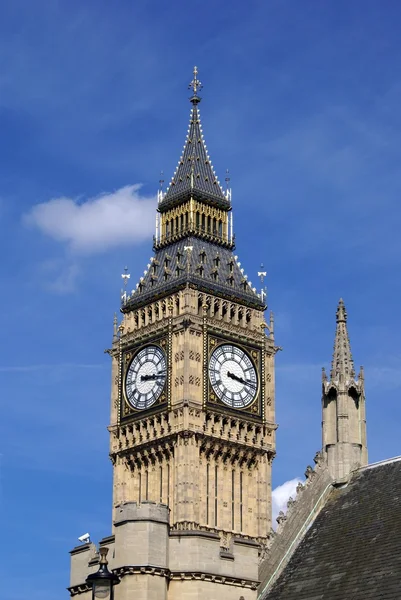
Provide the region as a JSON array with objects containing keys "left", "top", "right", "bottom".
[{"left": 114, "top": 501, "right": 170, "bottom": 527}]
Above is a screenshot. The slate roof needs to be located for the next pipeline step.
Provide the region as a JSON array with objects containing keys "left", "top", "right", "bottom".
[
  {"left": 159, "top": 102, "right": 230, "bottom": 211},
  {"left": 122, "top": 236, "right": 265, "bottom": 311},
  {"left": 261, "top": 457, "right": 401, "bottom": 600}
]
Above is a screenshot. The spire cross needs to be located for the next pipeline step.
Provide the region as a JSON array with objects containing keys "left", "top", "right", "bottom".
[
  {"left": 188, "top": 66, "right": 203, "bottom": 100},
  {"left": 121, "top": 266, "right": 130, "bottom": 288},
  {"left": 258, "top": 263, "right": 267, "bottom": 303}
]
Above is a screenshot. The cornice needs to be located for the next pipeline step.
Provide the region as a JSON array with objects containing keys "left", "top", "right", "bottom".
[{"left": 68, "top": 565, "right": 259, "bottom": 596}]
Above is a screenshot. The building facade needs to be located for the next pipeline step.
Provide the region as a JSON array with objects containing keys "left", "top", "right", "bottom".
[
  {"left": 69, "top": 69, "right": 369, "bottom": 600},
  {"left": 69, "top": 68, "right": 277, "bottom": 600}
]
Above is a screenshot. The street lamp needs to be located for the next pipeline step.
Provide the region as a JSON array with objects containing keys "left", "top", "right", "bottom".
[{"left": 86, "top": 547, "right": 120, "bottom": 600}]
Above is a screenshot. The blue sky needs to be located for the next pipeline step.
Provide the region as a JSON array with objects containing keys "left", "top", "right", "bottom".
[{"left": 1, "top": 0, "right": 401, "bottom": 597}]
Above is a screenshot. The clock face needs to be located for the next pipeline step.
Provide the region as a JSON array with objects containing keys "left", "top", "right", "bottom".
[
  {"left": 209, "top": 343, "right": 258, "bottom": 408},
  {"left": 125, "top": 345, "right": 167, "bottom": 410}
]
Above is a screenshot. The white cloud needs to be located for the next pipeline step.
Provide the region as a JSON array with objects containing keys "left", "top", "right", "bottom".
[
  {"left": 24, "top": 184, "right": 156, "bottom": 253},
  {"left": 272, "top": 477, "right": 303, "bottom": 525}
]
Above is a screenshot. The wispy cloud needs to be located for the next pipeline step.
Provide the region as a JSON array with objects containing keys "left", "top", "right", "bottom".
[
  {"left": 24, "top": 184, "right": 155, "bottom": 253},
  {"left": 272, "top": 477, "right": 303, "bottom": 524}
]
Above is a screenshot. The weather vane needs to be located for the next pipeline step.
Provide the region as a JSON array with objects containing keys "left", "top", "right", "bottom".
[{"left": 189, "top": 66, "right": 203, "bottom": 98}]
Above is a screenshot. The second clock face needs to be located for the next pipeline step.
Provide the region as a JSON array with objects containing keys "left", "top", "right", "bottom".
[
  {"left": 125, "top": 345, "right": 167, "bottom": 410},
  {"left": 209, "top": 343, "right": 258, "bottom": 408}
]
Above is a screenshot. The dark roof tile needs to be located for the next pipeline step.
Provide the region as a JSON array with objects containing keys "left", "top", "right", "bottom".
[{"left": 262, "top": 458, "right": 401, "bottom": 600}]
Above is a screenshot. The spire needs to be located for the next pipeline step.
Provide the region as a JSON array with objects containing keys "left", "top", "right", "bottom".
[
  {"left": 323, "top": 299, "right": 368, "bottom": 480},
  {"left": 159, "top": 67, "right": 230, "bottom": 210},
  {"left": 330, "top": 298, "right": 356, "bottom": 381}
]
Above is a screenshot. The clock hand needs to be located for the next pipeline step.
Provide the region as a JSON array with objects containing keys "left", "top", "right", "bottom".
[
  {"left": 227, "top": 371, "right": 257, "bottom": 388},
  {"left": 141, "top": 373, "right": 166, "bottom": 381},
  {"left": 227, "top": 371, "right": 245, "bottom": 384}
]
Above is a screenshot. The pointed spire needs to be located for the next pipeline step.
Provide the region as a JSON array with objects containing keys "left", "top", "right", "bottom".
[
  {"left": 159, "top": 67, "right": 230, "bottom": 209},
  {"left": 330, "top": 298, "right": 356, "bottom": 381},
  {"left": 112, "top": 313, "right": 118, "bottom": 343}
]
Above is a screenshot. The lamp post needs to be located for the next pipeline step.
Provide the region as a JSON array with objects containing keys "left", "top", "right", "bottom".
[{"left": 86, "top": 547, "right": 120, "bottom": 600}]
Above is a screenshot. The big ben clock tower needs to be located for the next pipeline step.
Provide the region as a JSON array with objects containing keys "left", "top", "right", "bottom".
[{"left": 69, "top": 68, "right": 277, "bottom": 600}]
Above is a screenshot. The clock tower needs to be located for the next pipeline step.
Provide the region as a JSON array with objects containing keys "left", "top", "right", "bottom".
[{"left": 69, "top": 68, "right": 277, "bottom": 600}]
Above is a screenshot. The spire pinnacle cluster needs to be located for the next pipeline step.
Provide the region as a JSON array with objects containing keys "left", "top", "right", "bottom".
[
  {"left": 159, "top": 66, "right": 230, "bottom": 208},
  {"left": 188, "top": 65, "right": 203, "bottom": 104},
  {"left": 330, "top": 298, "right": 355, "bottom": 381}
]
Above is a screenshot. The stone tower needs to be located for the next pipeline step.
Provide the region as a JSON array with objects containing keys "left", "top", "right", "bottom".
[
  {"left": 321, "top": 299, "right": 368, "bottom": 480},
  {"left": 69, "top": 68, "right": 276, "bottom": 600}
]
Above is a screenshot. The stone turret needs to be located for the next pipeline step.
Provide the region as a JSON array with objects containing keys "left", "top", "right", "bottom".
[{"left": 321, "top": 299, "right": 368, "bottom": 480}]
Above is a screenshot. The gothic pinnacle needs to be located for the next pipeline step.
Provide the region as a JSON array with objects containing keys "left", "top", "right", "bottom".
[{"left": 330, "top": 298, "right": 355, "bottom": 381}]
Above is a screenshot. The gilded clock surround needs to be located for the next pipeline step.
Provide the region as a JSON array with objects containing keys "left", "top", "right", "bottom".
[
  {"left": 120, "top": 336, "right": 169, "bottom": 419},
  {"left": 206, "top": 336, "right": 264, "bottom": 418}
]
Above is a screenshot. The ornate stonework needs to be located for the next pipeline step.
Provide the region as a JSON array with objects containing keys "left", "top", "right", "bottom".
[{"left": 69, "top": 67, "right": 276, "bottom": 600}]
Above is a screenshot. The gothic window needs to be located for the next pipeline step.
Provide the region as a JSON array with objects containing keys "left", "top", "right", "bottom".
[
  {"left": 222, "top": 302, "right": 228, "bottom": 319},
  {"left": 232, "top": 470, "right": 235, "bottom": 530},
  {"left": 196, "top": 212, "right": 200, "bottom": 228},
  {"left": 206, "top": 463, "right": 210, "bottom": 525},
  {"left": 214, "top": 255, "right": 220, "bottom": 267},
  {"left": 211, "top": 269, "right": 218, "bottom": 282},
  {"left": 214, "top": 298, "right": 220, "bottom": 316},
  {"left": 227, "top": 274, "right": 234, "bottom": 286},
  {"left": 218, "top": 220, "right": 223, "bottom": 237},
  {"left": 240, "top": 471, "right": 243, "bottom": 531},
  {"left": 214, "top": 465, "right": 218, "bottom": 527},
  {"left": 201, "top": 213, "right": 206, "bottom": 232},
  {"left": 199, "top": 249, "right": 206, "bottom": 264}
]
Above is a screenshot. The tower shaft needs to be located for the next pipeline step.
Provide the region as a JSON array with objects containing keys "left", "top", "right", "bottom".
[{"left": 322, "top": 299, "right": 367, "bottom": 480}]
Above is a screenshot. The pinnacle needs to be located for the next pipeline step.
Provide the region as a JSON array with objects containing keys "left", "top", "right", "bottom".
[
  {"left": 330, "top": 298, "right": 355, "bottom": 381},
  {"left": 336, "top": 298, "right": 347, "bottom": 323}
]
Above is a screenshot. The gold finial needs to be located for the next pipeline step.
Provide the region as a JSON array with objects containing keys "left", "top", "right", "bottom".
[{"left": 188, "top": 66, "right": 203, "bottom": 103}]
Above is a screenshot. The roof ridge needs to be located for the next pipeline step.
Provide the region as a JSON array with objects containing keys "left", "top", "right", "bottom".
[{"left": 360, "top": 455, "right": 401, "bottom": 471}]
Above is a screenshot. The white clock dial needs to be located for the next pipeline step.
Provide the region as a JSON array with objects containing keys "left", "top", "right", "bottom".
[
  {"left": 125, "top": 345, "right": 167, "bottom": 410},
  {"left": 209, "top": 343, "right": 258, "bottom": 408}
]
